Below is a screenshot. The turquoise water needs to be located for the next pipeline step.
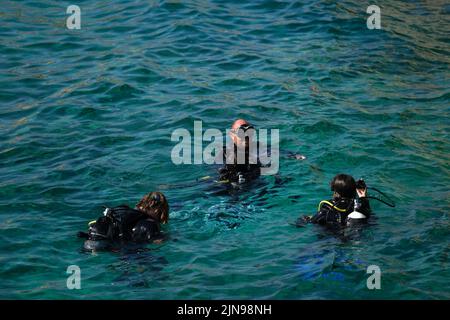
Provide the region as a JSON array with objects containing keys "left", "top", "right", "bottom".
[{"left": 0, "top": 0, "right": 449, "bottom": 299}]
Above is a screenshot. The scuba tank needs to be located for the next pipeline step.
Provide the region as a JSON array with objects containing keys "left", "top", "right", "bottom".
[
  {"left": 347, "top": 198, "right": 367, "bottom": 225},
  {"left": 347, "top": 179, "right": 368, "bottom": 225}
]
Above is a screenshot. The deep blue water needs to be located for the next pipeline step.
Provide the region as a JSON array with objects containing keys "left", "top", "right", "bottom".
[{"left": 0, "top": 0, "right": 449, "bottom": 299}]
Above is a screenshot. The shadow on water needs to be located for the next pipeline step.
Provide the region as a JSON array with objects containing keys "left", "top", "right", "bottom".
[
  {"left": 189, "top": 175, "right": 291, "bottom": 229},
  {"left": 110, "top": 250, "right": 170, "bottom": 288},
  {"left": 81, "top": 243, "right": 170, "bottom": 288},
  {"left": 168, "top": 172, "right": 296, "bottom": 230},
  {"left": 294, "top": 222, "right": 375, "bottom": 283}
]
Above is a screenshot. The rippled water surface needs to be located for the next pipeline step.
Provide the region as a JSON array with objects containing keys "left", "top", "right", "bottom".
[{"left": 0, "top": 0, "right": 449, "bottom": 299}]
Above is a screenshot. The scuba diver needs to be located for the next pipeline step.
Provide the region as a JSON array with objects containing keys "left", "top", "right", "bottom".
[
  {"left": 216, "top": 119, "right": 306, "bottom": 184},
  {"left": 297, "top": 174, "right": 372, "bottom": 228},
  {"left": 77, "top": 191, "right": 169, "bottom": 251},
  {"left": 217, "top": 119, "right": 261, "bottom": 185}
]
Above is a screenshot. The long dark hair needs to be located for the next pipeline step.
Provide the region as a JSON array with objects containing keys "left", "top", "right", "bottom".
[
  {"left": 330, "top": 174, "right": 356, "bottom": 199},
  {"left": 136, "top": 192, "right": 169, "bottom": 224}
]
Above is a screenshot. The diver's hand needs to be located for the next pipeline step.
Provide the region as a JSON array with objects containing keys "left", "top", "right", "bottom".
[
  {"left": 77, "top": 231, "right": 89, "bottom": 239},
  {"left": 294, "top": 215, "right": 311, "bottom": 227},
  {"left": 356, "top": 179, "right": 367, "bottom": 197},
  {"left": 286, "top": 152, "right": 306, "bottom": 160},
  {"left": 356, "top": 188, "right": 367, "bottom": 198}
]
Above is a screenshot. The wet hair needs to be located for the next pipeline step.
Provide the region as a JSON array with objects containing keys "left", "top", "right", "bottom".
[
  {"left": 136, "top": 192, "right": 169, "bottom": 224},
  {"left": 330, "top": 174, "right": 357, "bottom": 199}
]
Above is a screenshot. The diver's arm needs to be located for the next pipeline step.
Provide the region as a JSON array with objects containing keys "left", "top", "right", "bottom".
[
  {"left": 308, "top": 201, "right": 332, "bottom": 225},
  {"left": 357, "top": 188, "right": 371, "bottom": 217},
  {"left": 360, "top": 198, "right": 371, "bottom": 217},
  {"left": 309, "top": 210, "right": 327, "bottom": 225},
  {"left": 296, "top": 202, "right": 330, "bottom": 227},
  {"left": 258, "top": 148, "right": 306, "bottom": 161},
  {"left": 77, "top": 231, "right": 89, "bottom": 239},
  {"left": 281, "top": 150, "right": 306, "bottom": 160}
]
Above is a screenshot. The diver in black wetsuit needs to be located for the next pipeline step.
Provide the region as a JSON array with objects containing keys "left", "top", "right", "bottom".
[
  {"left": 299, "top": 174, "right": 371, "bottom": 227},
  {"left": 216, "top": 119, "right": 307, "bottom": 186},
  {"left": 78, "top": 192, "right": 169, "bottom": 251},
  {"left": 217, "top": 119, "right": 261, "bottom": 184}
]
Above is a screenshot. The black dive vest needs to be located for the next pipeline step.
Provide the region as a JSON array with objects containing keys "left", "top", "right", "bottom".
[
  {"left": 85, "top": 205, "right": 160, "bottom": 242},
  {"left": 219, "top": 146, "right": 261, "bottom": 183},
  {"left": 311, "top": 198, "right": 371, "bottom": 226},
  {"left": 311, "top": 198, "right": 354, "bottom": 226}
]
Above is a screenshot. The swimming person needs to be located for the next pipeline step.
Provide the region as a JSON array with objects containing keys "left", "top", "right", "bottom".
[
  {"left": 217, "top": 119, "right": 261, "bottom": 184},
  {"left": 78, "top": 191, "right": 169, "bottom": 251},
  {"left": 215, "top": 119, "right": 306, "bottom": 185},
  {"left": 298, "top": 174, "right": 371, "bottom": 227}
]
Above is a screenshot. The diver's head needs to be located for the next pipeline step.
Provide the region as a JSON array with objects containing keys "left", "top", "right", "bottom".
[
  {"left": 136, "top": 192, "right": 169, "bottom": 224},
  {"left": 330, "top": 174, "right": 357, "bottom": 199},
  {"left": 229, "top": 119, "right": 255, "bottom": 150}
]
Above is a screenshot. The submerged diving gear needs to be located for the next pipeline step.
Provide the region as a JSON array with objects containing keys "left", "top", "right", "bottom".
[
  {"left": 218, "top": 144, "right": 261, "bottom": 184},
  {"left": 79, "top": 205, "right": 162, "bottom": 250},
  {"left": 131, "top": 219, "right": 160, "bottom": 242},
  {"left": 218, "top": 163, "right": 260, "bottom": 183}
]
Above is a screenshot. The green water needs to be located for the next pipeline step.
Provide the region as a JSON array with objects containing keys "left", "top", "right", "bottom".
[{"left": 0, "top": 0, "right": 449, "bottom": 299}]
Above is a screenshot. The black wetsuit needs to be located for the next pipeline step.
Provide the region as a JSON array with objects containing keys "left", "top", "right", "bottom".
[
  {"left": 218, "top": 145, "right": 261, "bottom": 183},
  {"left": 79, "top": 205, "right": 161, "bottom": 250},
  {"left": 310, "top": 197, "right": 371, "bottom": 227}
]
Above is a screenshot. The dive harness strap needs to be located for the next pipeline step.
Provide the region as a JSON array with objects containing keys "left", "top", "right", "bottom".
[{"left": 317, "top": 200, "right": 348, "bottom": 213}]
